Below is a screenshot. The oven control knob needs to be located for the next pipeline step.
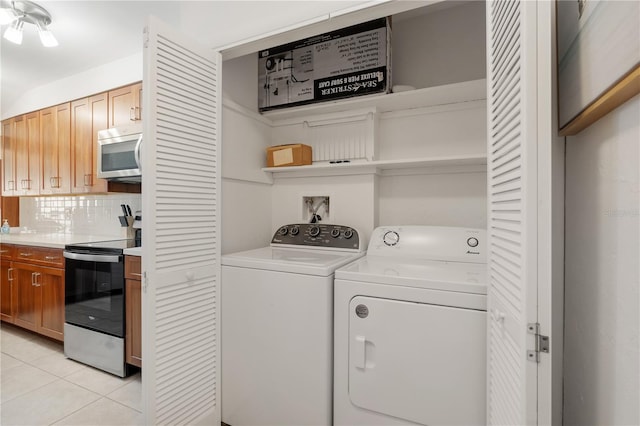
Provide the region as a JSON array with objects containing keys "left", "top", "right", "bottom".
[
  {"left": 290, "top": 226, "right": 300, "bottom": 236},
  {"left": 383, "top": 231, "right": 399, "bottom": 246},
  {"left": 277, "top": 226, "right": 288, "bottom": 236},
  {"left": 467, "top": 237, "right": 479, "bottom": 248},
  {"left": 343, "top": 228, "right": 354, "bottom": 239},
  {"left": 309, "top": 226, "right": 321, "bottom": 237},
  {"left": 330, "top": 228, "right": 341, "bottom": 238}
]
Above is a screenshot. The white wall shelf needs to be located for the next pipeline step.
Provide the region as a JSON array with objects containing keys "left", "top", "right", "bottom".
[
  {"left": 262, "top": 79, "right": 487, "bottom": 122},
  {"left": 262, "top": 154, "right": 487, "bottom": 179}
]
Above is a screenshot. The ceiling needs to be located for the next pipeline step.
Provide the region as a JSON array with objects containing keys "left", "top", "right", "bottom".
[{"left": 0, "top": 0, "right": 368, "bottom": 114}]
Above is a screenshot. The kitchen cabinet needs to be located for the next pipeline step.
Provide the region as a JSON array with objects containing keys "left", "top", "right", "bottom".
[
  {"left": 125, "top": 255, "right": 142, "bottom": 367},
  {"left": 1, "top": 112, "right": 40, "bottom": 196},
  {"left": 109, "top": 82, "right": 143, "bottom": 127},
  {"left": 1, "top": 118, "right": 17, "bottom": 195},
  {"left": 2, "top": 244, "right": 65, "bottom": 341},
  {"left": 71, "top": 93, "right": 109, "bottom": 193},
  {"left": 40, "top": 103, "right": 71, "bottom": 194},
  {"left": 1, "top": 244, "right": 15, "bottom": 323},
  {"left": 0, "top": 160, "right": 20, "bottom": 224},
  {"left": 16, "top": 113, "right": 41, "bottom": 196}
]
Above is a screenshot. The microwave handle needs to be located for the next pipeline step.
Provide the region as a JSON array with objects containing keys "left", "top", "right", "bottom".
[
  {"left": 63, "top": 251, "right": 121, "bottom": 263},
  {"left": 134, "top": 134, "right": 143, "bottom": 171}
]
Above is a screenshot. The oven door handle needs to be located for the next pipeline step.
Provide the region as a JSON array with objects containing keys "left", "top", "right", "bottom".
[{"left": 63, "top": 251, "right": 121, "bottom": 263}]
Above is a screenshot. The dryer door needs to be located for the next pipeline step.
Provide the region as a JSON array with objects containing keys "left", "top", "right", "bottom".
[{"left": 348, "top": 296, "right": 486, "bottom": 425}]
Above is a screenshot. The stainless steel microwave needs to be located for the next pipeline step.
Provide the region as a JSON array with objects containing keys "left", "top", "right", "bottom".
[{"left": 97, "top": 123, "right": 142, "bottom": 182}]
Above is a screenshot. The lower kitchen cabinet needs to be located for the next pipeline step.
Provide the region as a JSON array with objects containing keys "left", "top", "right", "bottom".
[
  {"left": 1, "top": 245, "right": 15, "bottom": 322},
  {"left": 13, "top": 263, "right": 65, "bottom": 341},
  {"left": 1, "top": 244, "right": 65, "bottom": 341},
  {"left": 125, "top": 255, "right": 142, "bottom": 367}
]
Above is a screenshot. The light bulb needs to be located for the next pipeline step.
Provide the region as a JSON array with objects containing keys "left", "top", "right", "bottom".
[
  {"left": 3, "top": 19, "right": 23, "bottom": 45},
  {"left": 38, "top": 27, "right": 57, "bottom": 47},
  {"left": 0, "top": 7, "right": 17, "bottom": 25}
]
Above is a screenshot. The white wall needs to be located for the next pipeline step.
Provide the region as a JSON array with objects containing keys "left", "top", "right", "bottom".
[{"left": 563, "top": 95, "right": 639, "bottom": 425}]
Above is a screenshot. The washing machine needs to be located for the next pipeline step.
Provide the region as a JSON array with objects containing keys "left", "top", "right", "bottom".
[
  {"left": 221, "top": 223, "right": 365, "bottom": 426},
  {"left": 334, "top": 226, "right": 487, "bottom": 426}
]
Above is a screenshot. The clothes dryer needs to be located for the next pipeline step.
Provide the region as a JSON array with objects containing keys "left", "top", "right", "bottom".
[
  {"left": 334, "top": 226, "right": 487, "bottom": 426},
  {"left": 221, "top": 223, "right": 364, "bottom": 426}
]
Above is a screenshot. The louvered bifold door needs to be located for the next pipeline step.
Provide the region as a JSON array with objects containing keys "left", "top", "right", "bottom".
[
  {"left": 142, "top": 16, "right": 221, "bottom": 426},
  {"left": 486, "top": 1, "right": 539, "bottom": 425}
]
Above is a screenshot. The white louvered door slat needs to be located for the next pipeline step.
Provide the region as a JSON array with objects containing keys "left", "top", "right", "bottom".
[
  {"left": 142, "top": 16, "right": 221, "bottom": 425},
  {"left": 486, "top": 1, "right": 538, "bottom": 425}
]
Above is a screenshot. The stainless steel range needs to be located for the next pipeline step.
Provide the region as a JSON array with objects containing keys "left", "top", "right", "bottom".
[{"left": 63, "top": 239, "right": 138, "bottom": 377}]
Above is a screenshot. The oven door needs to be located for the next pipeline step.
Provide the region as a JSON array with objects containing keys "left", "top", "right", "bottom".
[{"left": 63, "top": 251, "right": 125, "bottom": 338}]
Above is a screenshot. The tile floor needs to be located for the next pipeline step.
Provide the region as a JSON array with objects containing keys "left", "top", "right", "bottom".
[{"left": 0, "top": 323, "right": 142, "bottom": 426}]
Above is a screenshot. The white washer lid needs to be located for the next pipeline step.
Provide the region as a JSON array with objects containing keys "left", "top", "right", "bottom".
[
  {"left": 335, "top": 255, "right": 487, "bottom": 294},
  {"left": 222, "top": 246, "right": 365, "bottom": 276}
]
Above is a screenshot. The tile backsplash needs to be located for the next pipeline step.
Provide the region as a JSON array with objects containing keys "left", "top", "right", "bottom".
[{"left": 20, "top": 194, "right": 142, "bottom": 236}]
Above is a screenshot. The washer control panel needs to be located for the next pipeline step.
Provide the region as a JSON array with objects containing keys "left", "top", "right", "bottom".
[{"left": 271, "top": 224, "right": 361, "bottom": 250}]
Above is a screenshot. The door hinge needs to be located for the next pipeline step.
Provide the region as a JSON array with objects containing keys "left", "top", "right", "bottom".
[{"left": 527, "top": 322, "right": 549, "bottom": 363}]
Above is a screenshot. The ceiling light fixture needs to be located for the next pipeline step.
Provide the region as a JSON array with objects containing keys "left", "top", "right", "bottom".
[{"left": 0, "top": 0, "right": 57, "bottom": 47}]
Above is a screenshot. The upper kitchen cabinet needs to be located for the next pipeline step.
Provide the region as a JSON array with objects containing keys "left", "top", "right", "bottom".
[
  {"left": 1, "top": 118, "right": 16, "bottom": 195},
  {"left": 15, "top": 113, "right": 41, "bottom": 196},
  {"left": 2, "top": 113, "right": 41, "bottom": 196},
  {"left": 71, "top": 93, "right": 109, "bottom": 193},
  {"left": 108, "top": 82, "right": 143, "bottom": 128},
  {"left": 40, "top": 103, "right": 71, "bottom": 194}
]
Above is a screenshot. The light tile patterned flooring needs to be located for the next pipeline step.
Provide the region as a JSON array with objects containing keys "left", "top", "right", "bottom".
[{"left": 0, "top": 323, "right": 142, "bottom": 425}]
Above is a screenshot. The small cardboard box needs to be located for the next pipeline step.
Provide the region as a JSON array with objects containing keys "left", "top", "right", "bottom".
[{"left": 267, "top": 144, "right": 312, "bottom": 167}]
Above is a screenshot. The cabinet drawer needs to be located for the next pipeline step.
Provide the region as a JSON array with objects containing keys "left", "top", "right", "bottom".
[
  {"left": 0, "top": 243, "right": 13, "bottom": 260},
  {"left": 14, "top": 245, "right": 64, "bottom": 268},
  {"left": 125, "top": 255, "right": 141, "bottom": 280}
]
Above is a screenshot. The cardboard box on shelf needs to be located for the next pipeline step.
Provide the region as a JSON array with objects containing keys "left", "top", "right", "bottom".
[{"left": 266, "top": 144, "right": 312, "bottom": 167}]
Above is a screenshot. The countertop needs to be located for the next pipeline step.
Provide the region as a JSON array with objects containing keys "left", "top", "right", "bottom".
[
  {"left": 0, "top": 232, "right": 126, "bottom": 249},
  {"left": 123, "top": 247, "right": 141, "bottom": 256}
]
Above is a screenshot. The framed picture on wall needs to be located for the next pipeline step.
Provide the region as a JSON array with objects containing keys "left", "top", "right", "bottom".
[{"left": 557, "top": 0, "right": 640, "bottom": 136}]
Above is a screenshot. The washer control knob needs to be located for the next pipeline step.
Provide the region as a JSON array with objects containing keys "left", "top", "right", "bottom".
[
  {"left": 309, "top": 226, "right": 321, "bottom": 237},
  {"left": 467, "top": 237, "right": 479, "bottom": 248},
  {"left": 383, "top": 230, "right": 399, "bottom": 246},
  {"left": 343, "top": 228, "right": 354, "bottom": 239},
  {"left": 277, "top": 226, "right": 288, "bottom": 236},
  {"left": 330, "top": 228, "right": 341, "bottom": 238},
  {"left": 290, "top": 226, "right": 300, "bottom": 236}
]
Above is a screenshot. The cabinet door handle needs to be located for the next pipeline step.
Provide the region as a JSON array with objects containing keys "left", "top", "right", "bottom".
[
  {"left": 49, "top": 176, "right": 61, "bottom": 189},
  {"left": 8, "top": 180, "right": 15, "bottom": 190},
  {"left": 44, "top": 256, "right": 58, "bottom": 261},
  {"left": 83, "top": 174, "right": 93, "bottom": 186},
  {"left": 32, "top": 272, "right": 41, "bottom": 287},
  {"left": 7, "top": 268, "right": 13, "bottom": 281},
  {"left": 135, "top": 106, "right": 141, "bottom": 121},
  {"left": 130, "top": 272, "right": 142, "bottom": 277},
  {"left": 19, "top": 252, "right": 33, "bottom": 257},
  {"left": 130, "top": 107, "right": 135, "bottom": 121}
]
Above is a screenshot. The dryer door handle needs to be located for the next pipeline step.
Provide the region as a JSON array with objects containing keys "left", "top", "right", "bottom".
[{"left": 354, "top": 335, "right": 366, "bottom": 369}]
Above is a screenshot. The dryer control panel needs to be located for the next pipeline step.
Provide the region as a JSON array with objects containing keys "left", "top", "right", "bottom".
[
  {"left": 368, "top": 225, "right": 486, "bottom": 263},
  {"left": 271, "top": 224, "right": 361, "bottom": 251}
]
